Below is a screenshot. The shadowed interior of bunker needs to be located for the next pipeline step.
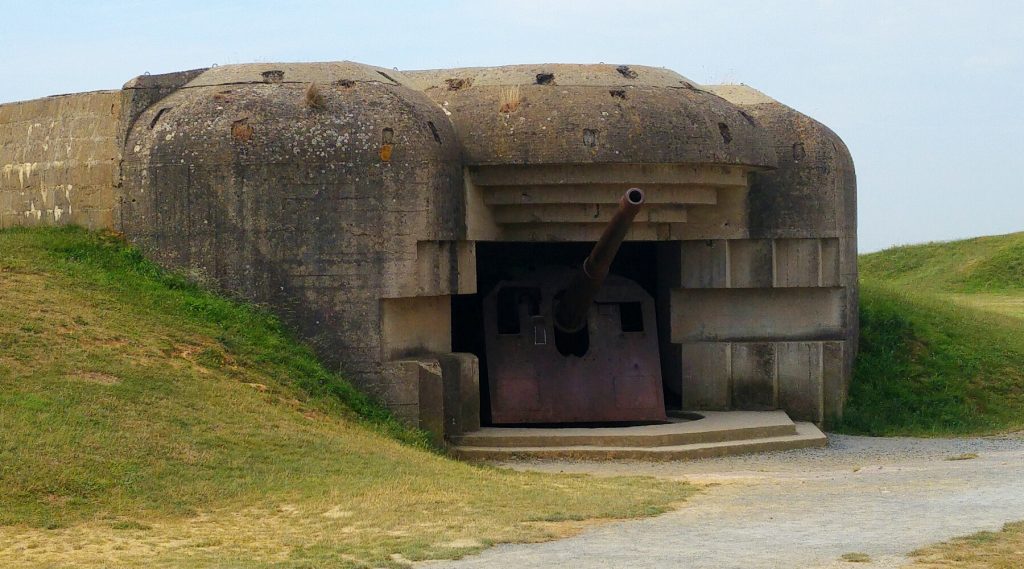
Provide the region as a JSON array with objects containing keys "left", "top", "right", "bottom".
[{"left": 452, "top": 241, "right": 679, "bottom": 426}]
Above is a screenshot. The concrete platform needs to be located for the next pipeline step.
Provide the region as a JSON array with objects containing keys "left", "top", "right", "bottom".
[{"left": 449, "top": 411, "right": 826, "bottom": 461}]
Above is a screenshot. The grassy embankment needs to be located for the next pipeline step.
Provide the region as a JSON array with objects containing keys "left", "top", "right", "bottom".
[
  {"left": 837, "top": 231, "right": 1024, "bottom": 436},
  {"left": 0, "top": 227, "right": 692, "bottom": 569}
]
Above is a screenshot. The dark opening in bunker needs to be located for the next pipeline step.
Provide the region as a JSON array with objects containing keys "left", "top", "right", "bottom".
[
  {"left": 452, "top": 241, "right": 679, "bottom": 427},
  {"left": 495, "top": 287, "right": 540, "bottom": 334},
  {"left": 618, "top": 302, "right": 644, "bottom": 332}
]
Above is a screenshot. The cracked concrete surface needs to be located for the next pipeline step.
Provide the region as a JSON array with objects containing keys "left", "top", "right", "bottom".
[{"left": 422, "top": 434, "right": 1024, "bottom": 569}]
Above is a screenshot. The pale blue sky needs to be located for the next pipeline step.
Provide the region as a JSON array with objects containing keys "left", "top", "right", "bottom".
[{"left": 2, "top": 0, "right": 1020, "bottom": 251}]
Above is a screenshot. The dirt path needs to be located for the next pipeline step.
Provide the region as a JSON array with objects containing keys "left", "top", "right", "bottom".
[{"left": 422, "top": 434, "right": 1024, "bottom": 569}]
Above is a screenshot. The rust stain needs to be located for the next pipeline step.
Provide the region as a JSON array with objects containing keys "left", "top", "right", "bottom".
[
  {"left": 379, "top": 143, "right": 393, "bottom": 161},
  {"left": 231, "top": 118, "right": 253, "bottom": 142}
]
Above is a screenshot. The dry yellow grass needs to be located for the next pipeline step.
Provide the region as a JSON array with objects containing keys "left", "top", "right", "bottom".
[
  {"left": 304, "top": 82, "right": 326, "bottom": 109},
  {"left": 1, "top": 491, "right": 691, "bottom": 568},
  {"left": 908, "top": 521, "right": 1024, "bottom": 568},
  {"left": 499, "top": 85, "right": 521, "bottom": 113}
]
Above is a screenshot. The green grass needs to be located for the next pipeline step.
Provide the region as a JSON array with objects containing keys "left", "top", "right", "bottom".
[
  {"left": 835, "top": 231, "right": 1024, "bottom": 436},
  {"left": 857, "top": 232, "right": 1024, "bottom": 293},
  {"left": 0, "top": 227, "right": 693, "bottom": 568}
]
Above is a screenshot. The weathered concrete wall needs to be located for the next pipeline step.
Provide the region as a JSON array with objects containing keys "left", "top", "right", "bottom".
[
  {"left": 0, "top": 91, "right": 122, "bottom": 229},
  {"left": 407, "top": 65, "right": 774, "bottom": 168},
  {"left": 116, "top": 62, "right": 476, "bottom": 429},
  {"left": 670, "top": 85, "right": 858, "bottom": 424}
]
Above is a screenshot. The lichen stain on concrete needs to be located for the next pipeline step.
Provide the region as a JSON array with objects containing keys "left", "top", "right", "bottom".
[{"left": 2, "top": 162, "right": 36, "bottom": 189}]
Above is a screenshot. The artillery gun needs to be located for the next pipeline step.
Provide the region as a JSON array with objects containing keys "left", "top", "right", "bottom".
[{"left": 482, "top": 189, "right": 666, "bottom": 424}]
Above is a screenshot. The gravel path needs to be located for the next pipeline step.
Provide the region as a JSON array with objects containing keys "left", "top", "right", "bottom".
[{"left": 423, "top": 433, "right": 1024, "bottom": 569}]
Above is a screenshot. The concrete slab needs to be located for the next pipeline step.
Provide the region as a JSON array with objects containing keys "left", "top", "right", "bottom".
[
  {"left": 451, "top": 422, "right": 825, "bottom": 461},
  {"left": 450, "top": 411, "right": 825, "bottom": 460}
]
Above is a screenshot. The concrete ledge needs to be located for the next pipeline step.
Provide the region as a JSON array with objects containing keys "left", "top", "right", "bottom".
[
  {"left": 451, "top": 421, "right": 826, "bottom": 461},
  {"left": 452, "top": 410, "right": 797, "bottom": 448}
]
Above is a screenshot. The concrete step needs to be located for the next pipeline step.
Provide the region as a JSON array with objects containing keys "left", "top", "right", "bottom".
[
  {"left": 452, "top": 410, "right": 798, "bottom": 449},
  {"left": 451, "top": 422, "right": 826, "bottom": 461}
]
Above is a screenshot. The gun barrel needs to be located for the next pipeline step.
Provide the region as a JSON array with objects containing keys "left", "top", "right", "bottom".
[{"left": 554, "top": 188, "right": 645, "bottom": 333}]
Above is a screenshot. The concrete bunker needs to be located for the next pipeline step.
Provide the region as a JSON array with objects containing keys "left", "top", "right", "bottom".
[{"left": 0, "top": 61, "right": 857, "bottom": 453}]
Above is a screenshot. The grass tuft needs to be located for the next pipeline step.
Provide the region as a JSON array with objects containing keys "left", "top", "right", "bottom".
[
  {"left": 304, "top": 82, "right": 326, "bottom": 109},
  {"left": 499, "top": 85, "right": 521, "bottom": 113}
]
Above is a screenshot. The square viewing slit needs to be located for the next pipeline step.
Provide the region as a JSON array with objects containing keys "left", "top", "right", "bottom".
[{"left": 619, "top": 302, "right": 644, "bottom": 332}]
